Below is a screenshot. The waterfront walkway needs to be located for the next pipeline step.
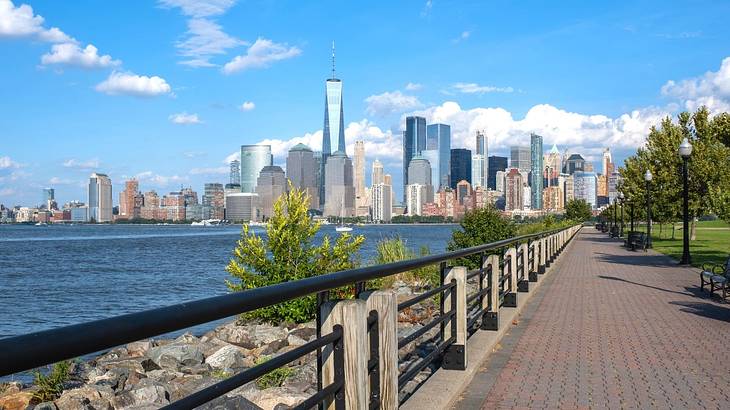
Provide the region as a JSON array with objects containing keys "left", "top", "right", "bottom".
[{"left": 456, "top": 229, "right": 730, "bottom": 409}]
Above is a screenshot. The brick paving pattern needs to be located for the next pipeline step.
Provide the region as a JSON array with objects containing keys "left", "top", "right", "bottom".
[{"left": 460, "top": 229, "right": 730, "bottom": 410}]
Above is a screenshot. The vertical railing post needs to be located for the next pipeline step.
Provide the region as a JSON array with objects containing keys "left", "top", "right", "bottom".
[
  {"left": 503, "top": 247, "right": 517, "bottom": 307},
  {"left": 442, "top": 266, "right": 467, "bottom": 370},
  {"left": 360, "top": 290, "right": 398, "bottom": 409},
  {"left": 482, "top": 254, "right": 500, "bottom": 331},
  {"left": 538, "top": 237, "right": 546, "bottom": 274},
  {"left": 528, "top": 240, "right": 539, "bottom": 282},
  {"left": 517, "top": 242, "right": 529, "bottom": 292},
  {"left": 321, "top": 299, "right": 368, "bottom": 409}
]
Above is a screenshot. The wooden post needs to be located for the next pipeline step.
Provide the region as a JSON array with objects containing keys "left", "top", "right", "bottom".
[
  {"left": 517, "top": 242, "right": 529, "bottom": 292},
  {"left": 482, "top": 254, "right": 500, "bottom": 331},
  {"left": 503, "top": 247, "right": 517, "bottom": 307},
  {"left": 538, "top": 237, "right": 547, "bottom": 274},
  {"left": 528, "top": 241, "right": 539, "bottom": 282},
  {"left": 442, "top": 266, "right": 467, "bottom": 370},
  {"left": 360, "top": 291, "right": 398, "bottom": 410},
  {"left": 321, "top": 299, "right": 368, "bottom": 410}
]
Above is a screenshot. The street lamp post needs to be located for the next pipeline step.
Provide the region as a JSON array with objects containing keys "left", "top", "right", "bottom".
[
  {"left": 679, "top": 137, "right": 693, "bottom": 265},
  {"left": 618, "top": 192, "right": 625, "bottom": 237},
  {"left": 645, "top": 170, "right": 653, "bottom": 248},
  {"left": 630, "top": 202, "right": 635, "bottom": 232},
  {"left": 612, "top": 198, "right": 618, "bottom": 237}
]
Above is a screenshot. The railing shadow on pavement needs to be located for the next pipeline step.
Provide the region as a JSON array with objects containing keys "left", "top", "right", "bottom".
[
  {"left": 597, "top": 275, "right": 699, "bottom": 297},
  {"left": 592, "top": 253, "right": 680, "bottom": 269},
  {"left": 668, "top": 300, "right": 730, "bottom": 323}
]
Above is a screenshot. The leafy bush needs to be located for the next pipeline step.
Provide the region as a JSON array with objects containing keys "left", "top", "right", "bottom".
[
  {"left": 254, "top": 357, "right": 295, "bottom": 389},
  {"left": 370, "top": 237, "right": 439, "bottom": 289},
  {"left": 448, "top": 206, "right": 516, "bottom": 269},
  {"left": 33, "top": 360, "right": 70, "bottom": 402},
  {"left": 226, "top": 186, "right": 364, "bottom": 324},
  {"left": 565, "top": 199, "right": 593, "bottom": 222}
]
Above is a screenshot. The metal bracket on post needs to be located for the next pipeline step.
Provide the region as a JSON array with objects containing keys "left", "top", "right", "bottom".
[
  {"left": 517, "top": 242, "right": 529, "bottom": 292},
  {"left": 482, "top": 254, "right": 500, "bottom": 331},
  {"left": 503, "top": 247, "right": 518, "bottom": 307},
  {"left": 442, "top": 266, "right": 467, "bottom": 370},
  {"left": 321, "top": 299, "right": 368, "bottom": 409},
  {"left": 359, "top": 291, "right": 397, "bottom": 410}
]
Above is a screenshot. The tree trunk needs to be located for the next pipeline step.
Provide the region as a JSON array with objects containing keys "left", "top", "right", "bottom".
[
  {"left": 659, "top": 223, "right": 663, "bottom": 239},
  {"left": 690, "top": 217, "right": 697, "bottom": 241},
  {"left": 671, "top": 222, "right": 676, "bottom": 240}
]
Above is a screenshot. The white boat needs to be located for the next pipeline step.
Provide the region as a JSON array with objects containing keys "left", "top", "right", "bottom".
[
  {"left": 191, "top": 219, "right": 222, "bottom": 227},
  {"left": 335, "top": 196, "right": 353, "bottom": 232},
  {"left": 35, "top": 222, "right": 48, "bottom": 226}
]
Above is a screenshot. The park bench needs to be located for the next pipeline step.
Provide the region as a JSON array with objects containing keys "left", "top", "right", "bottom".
[
  {"left": 625, "top": 232, "right": 648, "bottom": 252},
  {"left": 700, "top": 257, "right": 730, "bottom": 300},
  {"left": 595, "top": 222, "right": 604, "bottom": 231}
]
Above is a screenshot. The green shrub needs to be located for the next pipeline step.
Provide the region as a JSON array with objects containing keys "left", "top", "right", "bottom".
[
  {"left": 370, "top": 237, "right": 439, "bottom": 289},
  {"left": 32, "top": 360, "right": 70, "bottom": 402},
  {"left": 254, "top": 357, "right": 295, "bottom": 389},
  {"left": 226, "top": 186, "right": 364, "bottom": 324},
  {"left": 448, "top": 206, "right": 516, "bottom": 268}
]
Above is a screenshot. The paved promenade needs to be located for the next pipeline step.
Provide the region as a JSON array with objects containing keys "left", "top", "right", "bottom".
[{"left": 456, "top": 229, "right": 730, "bottom": 409}]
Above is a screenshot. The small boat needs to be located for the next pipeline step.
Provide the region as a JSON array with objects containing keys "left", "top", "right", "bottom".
[
  {"left": 335, "top": 197, "right": 353, "bottom": 232},
  {"left": 35, "top": 222, "right": 48, "bottom": 226},
  {"left": 335, "top": 225, "right": 353, "bottom": 232}
]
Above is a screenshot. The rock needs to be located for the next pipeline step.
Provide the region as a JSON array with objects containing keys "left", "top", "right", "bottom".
[
  {"left": 288, "top": 326, "right": 315, "bottom": 342},
  {"left": 147, "top": 343, "right": 205, "bottom": 370},
  {"left": 55, "top": 385, "right": 114, "bottom": 410},
  {"left": 175, "top": 333, "right": 200, "bottom": 344},
  {"left": 33, "top": 402, "right": 57, "bottom": 410},
  {"left": 248, "top": 387, "right": 308, "bottom": 410},
  {"left": 164, "top": 375, "right": 217, "bottom": 402},
  {"left": 111, "top": 382, "right": 169, "bottom": 409},
  {"left": 214, "top": 323, "right": 288, "bottom": 349},
  {"left": 180, "top": 363, "right": 212, "bottom": 375},
  {"left": 144, "top": 369, "right": 184, "bottom": 384},
  {"left": 286, "top": 334, "right": 307, "bottom": 347},
  {"left": 95, "top": 357, "right": 145, "bottom": 373},
  {"left": 197, "top": 395, "right": 261, "bottom": 410},
  {"left": 206, "top": 345, "right": 249, "bottom": 371},
  {"left": 281, "top": 362, "right": 315, "bottom": 394},
  {"left": 126, "top": 340, "right": 153, "bottom": 357},
  {"left": 198, "top": 337, "right": 230, "bottom": 357},
  {"left": 0, "top": 382, "right": 22, "bottom": 396},
  {"left": 0, "top": 391, "right": 33, "bottom": 410}
]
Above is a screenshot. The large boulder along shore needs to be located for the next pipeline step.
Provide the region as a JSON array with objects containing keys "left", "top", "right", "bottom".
[{"left": 1, "top": 283, "right": 450, "bottom": 410}]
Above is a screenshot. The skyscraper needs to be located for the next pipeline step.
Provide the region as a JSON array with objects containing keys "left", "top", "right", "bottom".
[
  {"left": 240, "top": 145, "right": 273, "bottom": 193},
  {"left": 510, "top": 146, "right": 531, "bottom": 172},
  {"left": 371, "top": 183, "right": 392, "bottom": 222},
  {"left": 471, "top": 131, "right": 488, "bottom": 189},
  {"left": 354, "top": 141, "right": 365, "bottom": 209},
  {"left": 406, "top": 184, "right": 426, "bottom": 216},
  {"left": 203, "top": 183, "right": 225, "bottom": 220},
  {"left": 403, "top": 116, "right": 427, "bottom": 197},
  {"left": 602, "top": 148, "right": 614, "bottom": 176},
  {"left": 505, "top": 168, "right": 523, "bottom": 211},
  {"left": 530, "top": 133, "right": 544, "bottom": 210},
  {"left": 564, "top": 154, "right": 585, "bottom": 175},
  {"left": 322, "top": 42, "right": 346, "bottom": 156},
  {"left": 324, "top": 151, "right": 355, "bottom": 217},
  {"left": 120, "top": 179, "right": 139, "bottom": 219},
  {"left": 426, "top": 123, "right": 451, "bottom": 189},
  {"left": 450, "top": 148, "right": 472, "bottom": 188},
  {"left": 255, "top": 165, "right": 287, "bottom": 220},
  {"left": 488, "top": 156, "right": 508, "bottom": 190},
  {"left": 574, "top": 171, "right": 597, "bottom": 209},
  {"left": 225, "top": 193, "right": 259, "bottom": 222},
  {"left": 88, "top": 172, "right": 112, "bottom": 223},
  {"left": 372, "top": 159, "right": 384, "bottom": 185},
  {"left": 42, "top": 188, "right": 56, "bottom": 210},
  {"left": 544, "top": 144, "right": 561, "bottom": 187},
  {"left": 286, "top": 143, "right": 320, "bottom": 210},
  {"left": 230, "top": 160, "right": 241, "bottom": 186},
  {"left": 407, "top": 156, "right": 434, "bottom": 203}
]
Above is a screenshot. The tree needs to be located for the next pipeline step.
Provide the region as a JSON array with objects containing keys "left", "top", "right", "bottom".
[
  {"left": 447, "top": 206, "right": 516, "bottom": 268},
  {"left": 565, "top": 199, "right": 592, "bottom": 222},
  {"left": 226, "top": 186, "right": 365, "bottom": 324}
]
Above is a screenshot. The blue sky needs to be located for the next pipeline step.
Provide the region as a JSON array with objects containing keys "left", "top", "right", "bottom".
[{"left": 2, "top": 0, "right": 730, "bottom": 206}]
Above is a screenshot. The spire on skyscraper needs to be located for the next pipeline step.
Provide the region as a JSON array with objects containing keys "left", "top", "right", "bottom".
[{"left": 331, "top": 41, "right": 336, "bottom": 79}]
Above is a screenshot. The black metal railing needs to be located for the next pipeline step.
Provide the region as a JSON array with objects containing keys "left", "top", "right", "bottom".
[{"left": 0, "top": 225, "right": 579, "bottom": 409}]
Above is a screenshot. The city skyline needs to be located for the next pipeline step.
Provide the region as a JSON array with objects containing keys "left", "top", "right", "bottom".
[{"left": 2, "top": 1, "right": 730, "bottom": 206}]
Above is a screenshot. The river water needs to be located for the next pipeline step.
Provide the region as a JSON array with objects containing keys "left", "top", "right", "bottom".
[{"left": 0, "top": 223, "right": 457, "bottom": 340}]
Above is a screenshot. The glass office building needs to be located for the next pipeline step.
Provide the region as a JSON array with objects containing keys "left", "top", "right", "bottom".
[
  {"left": 240, "top": 145, "right": 273, "bottom": 193},
  {"left": 574, "top": 171, "right": 597, "bottom": 209},
  {"left": 403, "top": 116, "right": 427, "bottom": 198},
  {"left": 530, "top": 133, "right": 544, "bottom": 210},
  {"left": 450, "top": 148, "right": 472, "bottom": 188},
  {"left": 488, "top": 156, "right": 508, "bottom": 190},
  {"left": 426, "top": 123, "right": 451, "bottom": 190}
]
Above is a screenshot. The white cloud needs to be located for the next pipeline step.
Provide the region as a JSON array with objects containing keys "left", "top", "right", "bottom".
[
  {"left": 364, "top": 91, "right": 423, "bottom": 117},
  {"left": 134, "top": 171, "right": 188, "bottom": 186},
  {"left": 49, "top": 176, "right": 75, "bottom": 185},
  {"left": 169, "top": 112, "right": 202, "bottom": 124},
  {"left": 222, "top": 38, "right": 301, "bottom": 74},
  {"left": 41, "top": 43, "right": 120, "bottom": 69},
  {"left": 0, "top": 0, "right": 74, "bottom": 43},
  {"left": 0, "top": 155, "right": 21, "bottom": 169},
  {"left": 224, "top": 151, "right": 240, "bottom": 164},
  {"left": 421, "top": 0, "right": 433, "bottom": 17},
  {"left": 158, "top": 0, "right": 236, "bottom": 18},
  {"left": 452, "top": 82, "right": 514, "bottom": 94},
  {"left": 239, "top": 101, "right": 255, "bottom": 111},
  {"left": 62, "top": 158, "right": 100, "bottom": 169},
  {"left": 189, "top": 166, "right": 228, "bottom": 175},
  {"left": 95, "top": 71, "right": 172, "bottom": 97},
  {"left": 159, "top": 1, "right": 243, "bottom": 67},
  {"left": 0, "top": 187, "right": 15, "bottom": 196},
  {"left": 452, "top": 31, "right": 471, "bottom": 43},
  {"left": 405, "top": 82, "right": 423, "bottom": 91},
  {"left": 661, "top": 56, "right": 730, "bottom": 113}
]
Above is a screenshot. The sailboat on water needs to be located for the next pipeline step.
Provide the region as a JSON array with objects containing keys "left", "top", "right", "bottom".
[{"left": 335, "top": 196, "right": 353, "bottom": 232}]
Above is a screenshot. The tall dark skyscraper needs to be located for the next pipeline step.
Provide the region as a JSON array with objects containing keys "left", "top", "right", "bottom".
[
  {"left": 530, "top": 133, "right": 544, "bottom": 210},
  {"left": 564, "top": 153, "right": 586, "bottom": 175},
  {"left": 488, "top": 155, "right": 508, "bottom": 190},
  {"left": 450, "top": 148, "right": 472, "bottom": 188},
  {"left": 402, "top": 116, "right": 427, "bottom": 198},
  {"left": 320, "top": 42, "right": 345, "bottom": 207},
  {"left": 425, "top": 123, "right": 451, "bottom": 190}
]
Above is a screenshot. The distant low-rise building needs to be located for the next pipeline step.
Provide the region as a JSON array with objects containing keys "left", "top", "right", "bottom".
[{"left": 225, "top": 192, "right": 259, "bottom": 222}]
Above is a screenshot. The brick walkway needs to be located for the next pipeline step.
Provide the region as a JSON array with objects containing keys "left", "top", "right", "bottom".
[{"left": 456, "top": 229, "right": 730, "bottom": 409}]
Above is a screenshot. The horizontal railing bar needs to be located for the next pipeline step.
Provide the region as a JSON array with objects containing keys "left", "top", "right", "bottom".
[
  {"left": 398, "top": 311, "right": 455, "bottom": 349},
  {"left": 291, "top": 380, "right": 343, "bottom": 410},
  {"left": 467, "top": 286, "right": 491, "bottom": 305},
  {"left": 162, "top": 327, "right": 342, "bottom": 409},
  {"left": 466, "top": 269, "right": 482, "bottom": 280},
  {"left": 397, "top": 283, "right": 454, "bottom": 311},
  {"left": 499, "top": 274, "right": 509, "bottom": 284},
  {"left": 398, "top": 336, "right": 455, "bottom": 390},
  {"left": 0, "top": 226, "right": 570, "bottom": 376}
]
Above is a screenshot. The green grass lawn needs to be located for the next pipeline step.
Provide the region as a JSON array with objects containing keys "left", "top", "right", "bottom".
[{"left": 621, "top": 220, "right": 729, "bottom": 268}]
